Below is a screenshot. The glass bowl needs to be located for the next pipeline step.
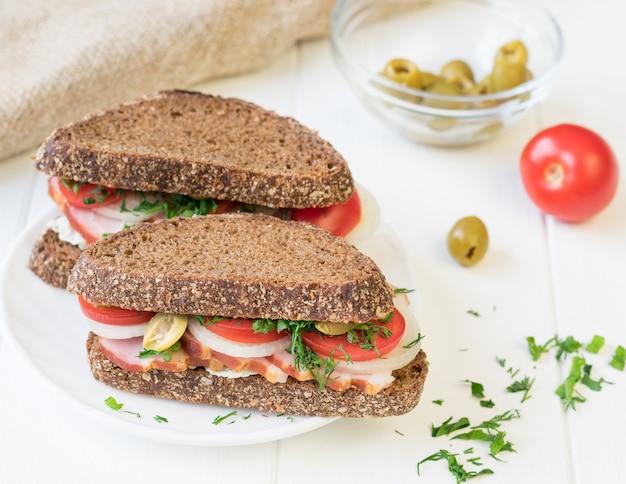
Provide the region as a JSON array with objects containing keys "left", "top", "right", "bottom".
[{"left": 330, "top": 0, "right": 564, "bottom": 146}]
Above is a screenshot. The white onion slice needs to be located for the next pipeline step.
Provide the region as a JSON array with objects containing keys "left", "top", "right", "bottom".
[
  {"left": 91, "top": 192, "right": 163, "bottom": 223},
  {"left": 333, "top": 293, "right": 422, "bottom": 374},
  {"left": 344, "top": 185, "right": 381, "bottom": 245},
  {"left": 186, "top": 316, "right": 291, "bottom": 358},
  {"left": 85, "top": 317, "right": 148, "bottom": 339}
]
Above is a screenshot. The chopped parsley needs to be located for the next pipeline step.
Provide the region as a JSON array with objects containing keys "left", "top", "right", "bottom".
[
  {"left": 554, "top": 336, "right": 583, "bottom": 361},
  {"left": 117, "top": 189, "right": 226, "bottom": 219},
  {"left": 462, "top": 380, "right": 486, "bottom": 399},
  {"left": 610, "top": 345, "right": 626, "bottom": 371},
  {"left": 403, "top": 333, "right": 425, "bottom": 349},
  {"left": 212, "top": 411, "right": 238, "bottom": 425},
  {"left": 139, "top": 341, "right": 181, "bottom": 362},
  {"left": 526, "top": 335, "right": 557, "bottom": 361},
  {"left": 506, "top": 376, "right": 535, "bottom": 403},
  {"left": 417, "top": 449, "right": 494, "bottom": 483},
  {"left": 431, "top": 416, "right": 471, "bottom": 437},
  {"left": 585, "top": 335, "right": 605, "bottom": 354},
  {"left": 527, "top": 333, "right": 622, "bottom": 410},
  {"left": 104, "top": 396, "right": 140, "bottom": 418},
  {"left": 555, "top": 356, "right": 588, "bottom": 411},
  {"left": 104, "top": 396, "right": 124, "bottom": 411}
]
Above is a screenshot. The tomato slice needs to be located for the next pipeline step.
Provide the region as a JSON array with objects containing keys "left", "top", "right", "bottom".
[
  {"left": 213, "top": 200, "right": 243, "bottom": 214},
  {"left": 205, "top": 317, "right": 284, "bottom": 344},
  {"left": 78, "top": 296, "right": 156, "bottom": 326},
  {"left": 291, "top": 190, "right": 362, "bottom": 237},
  {"left": 301, "top": 308, "right": 405, "bottom": 362},
  {"left": 56, "top": 177, "right": 122, "bottom": 208}
]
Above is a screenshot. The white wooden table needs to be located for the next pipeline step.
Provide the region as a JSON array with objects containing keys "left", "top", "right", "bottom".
[{"left": 1, "top": 0, "right": 625, "bottom": 482}]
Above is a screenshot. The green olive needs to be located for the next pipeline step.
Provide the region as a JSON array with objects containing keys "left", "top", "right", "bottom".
[
  {"left": 428, "top": 117, "right": 457, "bottom": 131},
  {"left": 382, "top": 58, "right": 422, "bottom": 89},
  {"left": 440, "top": 60, "right": 475, "bottom": 82},
  {"left": 495, "top": 40, "right": 528, "bottom": 66},
  {"left": 447, "top": 216, "right": 489, "bottom": 267},
  {"left": 424, "top": 80, "right": 462, "bottom": 96},
  {"left": 440, "top": 60, "right": 475, "bottom": 93},
  {"left": 420, "top": 71, "right": 440, "bottom": 89},
  {"left": 469, "top": 76, "right": 492, "bottom": 95},
  {"left": 490, "top": 61, "right": 531, "bottom": 92},
  {"left": 314, "top": 321, "right": 357, "bottom": 335}
]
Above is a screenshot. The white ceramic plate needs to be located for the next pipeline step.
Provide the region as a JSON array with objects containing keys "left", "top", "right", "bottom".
[{"left": 0, "top": 207, "right": 421, "bottom": 446}]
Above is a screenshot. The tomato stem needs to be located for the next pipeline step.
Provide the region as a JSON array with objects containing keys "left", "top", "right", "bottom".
[{"left": 544, "top": 162, "right": 564, "bottom": 188}]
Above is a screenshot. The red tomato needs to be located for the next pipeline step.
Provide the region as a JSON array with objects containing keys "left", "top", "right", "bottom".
[
  {"left": 301, "top": 309, "right": 405, "bottom": 362},
  {"left": 213, "top": 200, "right": 243, "bottom": 214},
  {"left": 291, "top": 190, "right": 362, "bottom": 237},
  {"left": 78, "top": 296, "right": 156, "bottom": 326},
  {"left": 56, "top": 177, "right": 122, "bottom": 208},
  {"left": 520, "top": 124, "right": 619, "bottom": 222},
  {"left": 205, "top": 317, "right": 284, "bottom": 344}
]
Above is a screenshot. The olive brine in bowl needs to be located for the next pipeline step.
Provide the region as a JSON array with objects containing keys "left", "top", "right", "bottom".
[{"left": 330, "top": 0, "right": 563, "bottom": 146}]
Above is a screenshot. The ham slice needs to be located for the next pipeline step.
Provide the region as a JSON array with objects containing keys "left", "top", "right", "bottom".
[
  {"left": 270, "top": 348, "right": 395, "bottom": 395},
  {"left": 181, "top": 331, "right": 288, "bottom": 383},
  {"left": 99, "top": 336, "right": 189, "bottom": 372}
]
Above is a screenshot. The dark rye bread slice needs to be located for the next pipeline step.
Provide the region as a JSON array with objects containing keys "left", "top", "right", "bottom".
[
  {"left": 29, "top": 228, "right": 82, "bottom": 289},
  {"left": 86, "top": 332, "right": 428, "bottom": 418},
  {"left": 35, "top": 90, "right": 354, "bottom": 209},
  {"left": 67, "top": 213, "right": 394, "bottom": 323}
]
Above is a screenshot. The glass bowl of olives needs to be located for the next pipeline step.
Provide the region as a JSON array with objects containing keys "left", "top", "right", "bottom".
[{"left": 330, "top": 0, "right": 564, "bottom": 146}]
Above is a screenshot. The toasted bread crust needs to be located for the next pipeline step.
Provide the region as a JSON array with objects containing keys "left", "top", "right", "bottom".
[
  {"left": 67, "top": 213, "right": 394, "bottom": 323},
  {"left": 28, "top": 228, "right": 81, "bottom": 288},
  {"left": 35, "top": 90, "right": 354, "bottom": 208},
  {"left": 86, "top": 332, "right": 427, "bottom": 418}
]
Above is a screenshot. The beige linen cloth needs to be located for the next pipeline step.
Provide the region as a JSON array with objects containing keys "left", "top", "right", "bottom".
[{"left": 0, "top": 0, "right": 336, "bottom": 162}]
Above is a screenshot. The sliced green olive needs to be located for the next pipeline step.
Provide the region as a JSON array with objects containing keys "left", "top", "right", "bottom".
[
  {"left": 495, "top": 40, "right": 528, "bottom": 66},
  {"left": 424, "top": 80, "right": 463, "bottom": 96},
  {"left": 491, "top": 61, "right": 532, "bottom": 92},
  {"left": 315, "top": 321, "right": 358, "bottom": 335},
  {"left": 447, "top": 216, "right": 489, "bottom": 267},
  {"left": 441, "top": 60, "right": 475, "bottom": 82},
  {"left": 470, "top": 76, "right": 492, "bottom": 95},
  {"left": 420, "top": 71, "right": 440, "bottom": 89},
  {"left": 382, "top": 58, "right": 422, "bottom": 89},
  {"left": 440, "top": 60, "right": 475, "bottom": 93},
  {"left": 143, "top": 313, "right": 188, "bottom": 352}
]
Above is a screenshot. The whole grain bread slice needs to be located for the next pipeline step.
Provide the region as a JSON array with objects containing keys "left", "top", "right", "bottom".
[
  {"left": 86, "top": 332, "right": 428, "bottom": 418},
  {"left": 67, "top": 213, "right": 394, "bottom": 323},
  {"left": 35, "top": 90, "right": 354, "bottom": 208},
  {"left": 29, "top": 228, "right": 82, "bottom": 289}
]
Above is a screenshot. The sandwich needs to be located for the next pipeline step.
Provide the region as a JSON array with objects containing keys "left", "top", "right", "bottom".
[
  {"left": 29, "top": 89, "right": 379, "bottom": 288},
  {"left": 67, "top": 213, "right": 428, "bottom": 418}
]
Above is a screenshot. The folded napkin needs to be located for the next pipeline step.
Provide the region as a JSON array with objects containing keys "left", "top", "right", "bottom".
[{"left": 0, "top": 0, "right": 336, "bottom": 162}]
